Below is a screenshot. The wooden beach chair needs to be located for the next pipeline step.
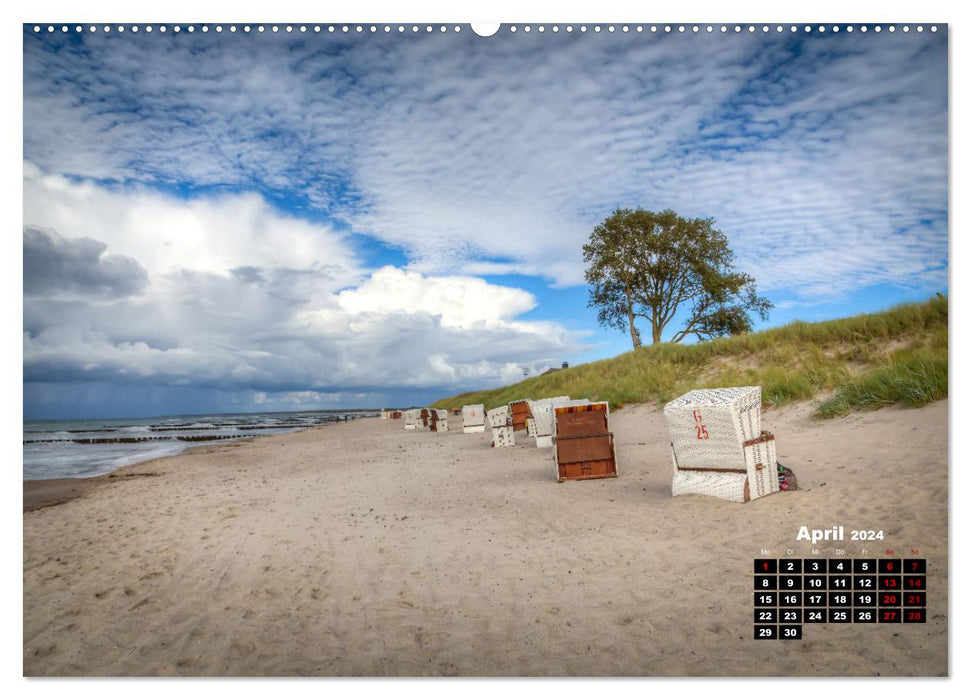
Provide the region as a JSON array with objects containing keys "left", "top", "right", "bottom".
[
  {"left": 552, "top": 402, "right": 618, "bottom": 481},
  {"left": 663, "top": 386, "right": 780, "bottom": 503},
  {"left": 509, "top": 399, "right": 532, "bottom": 432}
]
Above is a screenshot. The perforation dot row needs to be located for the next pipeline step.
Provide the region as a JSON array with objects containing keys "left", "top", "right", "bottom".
[
  {"left": 33, "top": 25, "right": 464, "bottom": 34},
  {"left": 31, "top": 24, "right": 940, "bottom": 35}
]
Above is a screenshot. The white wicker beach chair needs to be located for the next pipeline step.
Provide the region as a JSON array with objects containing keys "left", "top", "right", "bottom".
[
  {"left": 486, "top": 406, "right": 514, "bottom": 447},
  {"left": 487, "top": 406, "right": 510, "bottom": 429},
  {"left": 432, "top": 409, "right": 450, "bottom": 432},
  {"left": 663, "top": 386, "right": 779, "bottom": 503},
  {"left": 492, "top": 425, "right": 515, "bottom": 447},
  {"left": 526, "top": 417, "right": 537, "bottom": 437},
  {"left": 404, "top": 409, "right": 420, "bottom": 430},
  {"left": 462, "top": 404, "right": 486, "bottom": 433},
  {"left": 529, "top": 397, "right": 585, "bottom": 448}
]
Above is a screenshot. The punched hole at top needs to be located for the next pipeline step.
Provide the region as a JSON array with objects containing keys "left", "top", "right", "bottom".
[{"left": 471, "top": 23, "right": 500, "bottom": 37}]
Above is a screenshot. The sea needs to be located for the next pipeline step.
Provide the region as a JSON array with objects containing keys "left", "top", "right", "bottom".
[{"left": 23, "top": 410, "right": 379, "bottom": 481}]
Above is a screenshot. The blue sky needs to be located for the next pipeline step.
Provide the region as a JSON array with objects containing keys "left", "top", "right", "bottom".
[{"left": 21, "top": 21, "right": 948, "bottom": 419}]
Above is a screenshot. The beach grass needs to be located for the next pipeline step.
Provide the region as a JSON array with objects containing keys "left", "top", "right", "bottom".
[
  {"left": 813, "top": 346, "right": 948, "bottom": 417},
  {"left": 433, "top": 294, "right": 948, "bottom": 418}
]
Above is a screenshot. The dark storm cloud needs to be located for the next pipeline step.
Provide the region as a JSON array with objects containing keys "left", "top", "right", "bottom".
[{"left": 23, "top": 226, "right": 148, "bottom": 298}]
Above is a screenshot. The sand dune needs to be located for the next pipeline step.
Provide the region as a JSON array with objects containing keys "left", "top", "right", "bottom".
[{"left": 23, "top": 399, "right": 948, "bottom": 676}]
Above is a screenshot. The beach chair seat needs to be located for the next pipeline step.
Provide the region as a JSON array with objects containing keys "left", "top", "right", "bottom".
[{"left": 663, "top": 386, "right": 780, "bottom": 503}]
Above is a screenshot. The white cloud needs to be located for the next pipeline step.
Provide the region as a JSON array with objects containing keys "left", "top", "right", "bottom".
[
  {"left": 24, "top": 261, "right": 583, "bottom": 397},
  {"left": 23, "top": 163, "right": 361, "bottom": 284},
  {"left": 336, "top": 266, "right": 535, "bottom": 329},
  {"left": 23, "top": 29, "right": 947, "bottom": 299},
  {"left": 23, "top": 174, "right": 585, "bottom": 399}
]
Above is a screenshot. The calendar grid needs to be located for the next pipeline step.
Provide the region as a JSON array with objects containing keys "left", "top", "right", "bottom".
[{"left": 754, "top": 558, "right": 926, "bottom": 639}]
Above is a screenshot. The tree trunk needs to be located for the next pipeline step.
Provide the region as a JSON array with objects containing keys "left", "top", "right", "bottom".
[
  {"left": 628, "top": 313, "right": 641, "bottom": 349},
  {"left": 625, "top": 289, "right": 641, "bottom": 349},
  {"left": 652, "top": 322, "right": 662, "bottom": 344}
]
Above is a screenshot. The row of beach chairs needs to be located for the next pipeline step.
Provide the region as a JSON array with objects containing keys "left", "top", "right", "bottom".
[
  {"left": 398, "top": 408, "right": 451, "bottom": 432},
  {"left": 383, "top": 385, "right": 781, "bottom": 503}
]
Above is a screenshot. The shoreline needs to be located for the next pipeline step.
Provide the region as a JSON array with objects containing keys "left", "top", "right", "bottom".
[
  {"left": 24, "top": 401, "right": 948, "bottom": 676},
  {"left": 22, "top": 419, "right": 362, "bottom": 512},
  {"left": 22, "top": 438, "right": 258, "bottom": 513}
]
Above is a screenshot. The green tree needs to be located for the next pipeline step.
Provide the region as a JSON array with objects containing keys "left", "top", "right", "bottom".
[{"left": 583, "top": 208, "right": 772, "bottom": 348}]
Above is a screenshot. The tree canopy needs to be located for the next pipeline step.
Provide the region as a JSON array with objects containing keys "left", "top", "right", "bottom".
[{"left": 583, "top": 208, "right": 772, "bottom": 348}]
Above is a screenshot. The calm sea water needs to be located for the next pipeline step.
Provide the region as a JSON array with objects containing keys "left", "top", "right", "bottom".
[{"left": 23, "top": 410, "right": 377, "bottom": 481}]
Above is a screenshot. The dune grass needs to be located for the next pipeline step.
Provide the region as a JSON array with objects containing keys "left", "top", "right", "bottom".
[
  {"left": 432, "top": 295, "right": 948, "bottom": 419},
  {"left": 813, "top": 347, "right": 948, "bottom": 417}
]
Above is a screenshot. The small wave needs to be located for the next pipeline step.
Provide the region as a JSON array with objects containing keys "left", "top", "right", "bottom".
[{"left": 119, "top": 425, "right": 153, "bottom": 434}]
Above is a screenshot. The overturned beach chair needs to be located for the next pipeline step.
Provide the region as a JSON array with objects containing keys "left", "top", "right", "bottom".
[
  {"left": 552, "top": 402, "right": 617, "bottom": 481},
  {"left": 487, "top": 406, "right": 514, "bottom": 447},
  {"left": 462, "top": 404, "right": 486, "bottom": 433},
  {"left": 663, "top": 386, "right": 780, "bottom": 503}
]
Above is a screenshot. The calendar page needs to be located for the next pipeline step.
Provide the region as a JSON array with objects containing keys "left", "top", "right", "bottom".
[{"left": 21, "top": 11, "right": 949, "bottom": 682}]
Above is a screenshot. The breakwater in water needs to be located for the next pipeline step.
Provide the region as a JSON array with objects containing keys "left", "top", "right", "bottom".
[{"left": 23, "top": 410, "right": 376, "bottom": 480}]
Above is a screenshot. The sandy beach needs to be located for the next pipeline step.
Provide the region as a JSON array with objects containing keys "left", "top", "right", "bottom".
[{"left": 23, "top": 400, "right": 948, "bottom": 677}]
